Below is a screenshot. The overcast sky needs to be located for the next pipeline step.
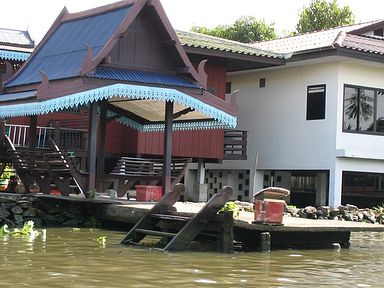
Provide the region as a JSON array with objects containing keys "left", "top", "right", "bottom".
[{"left": 1, "top": 0, "right": 384, "bottom": 44}]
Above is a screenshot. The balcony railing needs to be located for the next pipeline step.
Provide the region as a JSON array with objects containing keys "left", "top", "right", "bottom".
[
  {"left": 4, "top": 123, "right": 87, "bottom": 150},
  {"left": 223, "top": 129, "right": 247, "bottom": 160}
]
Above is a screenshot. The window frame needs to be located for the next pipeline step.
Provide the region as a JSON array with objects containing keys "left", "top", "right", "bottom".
[
  {"left": 343, "top": 84, "right": 384, "bottom": 136},
  {"left": 306, "top": 84, "right": 326, "bottom": 120}
]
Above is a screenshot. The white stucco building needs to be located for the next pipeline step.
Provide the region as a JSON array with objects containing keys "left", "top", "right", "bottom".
[{"left": 186, "top": 20, "right": 384, "bottom": 208}]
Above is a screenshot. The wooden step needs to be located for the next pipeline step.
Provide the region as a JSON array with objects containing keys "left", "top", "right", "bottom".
[
  {"left": 151, "top": 214, "right": 191, "bottom": 222},
  {"left": 135, "top": 229, "right": 177, "bottom": 238}
]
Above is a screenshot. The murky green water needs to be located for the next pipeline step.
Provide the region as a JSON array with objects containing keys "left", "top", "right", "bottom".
[{"left": 0, "top": 228, "right": 383, "bottom": 287}]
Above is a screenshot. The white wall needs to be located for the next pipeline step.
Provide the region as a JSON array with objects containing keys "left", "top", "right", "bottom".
[{"left": 227, "top": 61, "right": 339, "bottom": 171}]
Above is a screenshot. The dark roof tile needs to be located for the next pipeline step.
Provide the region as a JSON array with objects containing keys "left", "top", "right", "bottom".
[{"left": 87, "top": 66, "right": 201, "bottom": 88}]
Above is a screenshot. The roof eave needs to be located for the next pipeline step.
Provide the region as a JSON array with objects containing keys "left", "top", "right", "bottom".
[
  {"left": 349, "top": 20, "right": 384, "bottom": 35},
  {"left": 336, "top": 47, "right": 384, "bottom": 64},
  {"left": 183, "top": 46, "right": 286, "bottom": 65}
]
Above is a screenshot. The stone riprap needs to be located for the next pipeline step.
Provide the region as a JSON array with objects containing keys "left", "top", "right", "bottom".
[
  {"left": 286, "top": 204, "right": 384, "bottom": 224},
  {"left": 0, "top": 194, "right": 87, "bottom": 228}
]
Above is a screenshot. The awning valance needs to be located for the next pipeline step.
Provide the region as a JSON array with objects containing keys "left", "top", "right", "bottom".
[
  {"left": 0, "top": 49, "right": 30, "bottom": 61},
  {"left": 0, "top": 84, "right": 236, "bottom": 131}
]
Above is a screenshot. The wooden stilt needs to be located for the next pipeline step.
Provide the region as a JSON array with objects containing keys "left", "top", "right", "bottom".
[
  {"left": 29, "top": 115, "right": 37, "bottom": 149},
  {"left": 0, "top": 119, "right": 5, "bottom": 145},
  {"left": 97, "top": 101, "right": 107, "bottom": 180},
  {"left": 163, "top": 101, "right": 173, "bottom": 194},
  {"left": 87, "top": 102, "right": 98, "bottom": 192}
]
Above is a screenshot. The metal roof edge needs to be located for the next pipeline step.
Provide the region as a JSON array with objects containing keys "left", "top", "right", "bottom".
[{"left": 176, "top": 30, "right": 287, "bottom": 59}]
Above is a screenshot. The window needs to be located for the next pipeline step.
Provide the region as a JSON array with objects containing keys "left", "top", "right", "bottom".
[
  {"left": 307, "top": 85, "right": 326, "bottom": 120},
  {"left": 343, "top": 85, "right": 384, "bottom": 134}
]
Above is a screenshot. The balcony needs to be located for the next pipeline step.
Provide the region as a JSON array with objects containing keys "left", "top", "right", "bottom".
[
  {"left": 2, "top": 123, "right": 87, "bottom": 150},
  {"left": 223, "top": 129, "right": 247, "bottom": 160}
]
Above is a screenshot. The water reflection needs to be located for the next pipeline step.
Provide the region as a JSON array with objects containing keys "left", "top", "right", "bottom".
[{"left": 0, "top": 229, "right": 383, "bottom": 287}]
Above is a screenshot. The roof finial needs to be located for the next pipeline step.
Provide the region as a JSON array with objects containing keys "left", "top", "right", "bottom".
[
  {"left": 333, "top": 31, "right": 346, "bottom": 48},
  {"left": 197, "top": 60, "right": 208, "bottom": 90},
  {"left": 80, "top": 44, "right": 94, "bottom": 76}
]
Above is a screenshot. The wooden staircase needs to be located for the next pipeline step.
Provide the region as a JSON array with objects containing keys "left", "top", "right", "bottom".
[
  {"left": 5, "top": 135, "right": 87, "bottom": 196},
  {"left": 121, "top": 184, "right": 234, "bottom": 252}
]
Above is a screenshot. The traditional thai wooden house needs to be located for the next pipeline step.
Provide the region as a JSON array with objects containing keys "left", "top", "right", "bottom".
[
  {"left": 0, "top": 0, "right": 237, "bottom": 196},
  {"left": 0, "top": 0, "right": 285, "bottom": 199}
]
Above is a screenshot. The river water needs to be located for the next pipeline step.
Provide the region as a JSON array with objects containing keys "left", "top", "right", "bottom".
[{"left": 0, "top": 228, "right": 382, "bottom": 287}]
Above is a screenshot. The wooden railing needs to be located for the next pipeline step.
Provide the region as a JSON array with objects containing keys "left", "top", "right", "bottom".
[
  {"left": 223, "top": 129, "right": 247, "bottom": 160},
  {"left": 2, "top": 123, "right": 87, "bottom": 150}
]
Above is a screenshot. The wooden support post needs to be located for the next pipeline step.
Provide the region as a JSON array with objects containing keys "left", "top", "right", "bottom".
[
  {"left": 53, "top": 121, "right": 61, "bottom": 145},
  {"left": 217, "top": 211, "right": 234, "bottom": 253},
  {"left": 97, "top": 101, "right": 107, "bottom": 177},
  {"left": 260, "top": 232, "right": 271, "bottom": 252},
  {"left": 163, "top": 101, "right": 174, "bottom": 194},
  {"left": 29, "top": 115, "right": 37, "bottom": 149},
  {"left": 0, "top": 119, "right": 5, "bottom": 145},
  {"left": 87, "top": 101, "right": 98, "bottom": 192},
  {"left": 96, "top": 101, "right": 107, "bottom": 192}
]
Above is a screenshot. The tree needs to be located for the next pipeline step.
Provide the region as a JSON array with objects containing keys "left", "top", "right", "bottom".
[
  {"left": 191, "top": 16, "right": 276, "bottom": 43},
  {"left": 296, "top": 0, "right": 355, "bottom": 34}
]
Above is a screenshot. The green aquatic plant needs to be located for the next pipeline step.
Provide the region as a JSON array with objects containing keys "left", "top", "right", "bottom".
[
  {"left": 219, "top": 201, "right": 239, "bottom": 219},
  {"left": 83, "top": 216, "right": 102, "bottom": 228},
  {"left": 373, "top": 203, "right": 384, "bottom": 224},
  {"left": 0, "top": 224, "right": 10, "bottom": 236},
  {"left": 96, "top": 236, "right": 106, "bottom": 247},
  {"left": 0, "top": 221, "right": 46, "bottom": 240}
]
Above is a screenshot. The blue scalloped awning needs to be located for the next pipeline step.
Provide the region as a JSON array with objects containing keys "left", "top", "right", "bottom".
[
  {"left": 0, "top": 83, "right": 236, "bottom": 131},
  {"left": 0, "top": 49, "right": 30, "bottom": 61}
]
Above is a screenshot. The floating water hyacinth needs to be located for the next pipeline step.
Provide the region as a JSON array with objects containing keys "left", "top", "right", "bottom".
[
  {"left": 0, "top": 224, "right": 10, "bottom": 236},
  {"left": 96, "top": 236, "right": 107, "bottom": 247},
  {"left": 0, "top": 220, "right": 46, "bottom": 241}
]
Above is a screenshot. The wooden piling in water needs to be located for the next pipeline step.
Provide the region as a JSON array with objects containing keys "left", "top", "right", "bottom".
[
  {"left": 260, "top": 232, "right": 271, "bottom": 252},
  {"left": 217, "top": 211, "right": 234, "bottom": 253}
]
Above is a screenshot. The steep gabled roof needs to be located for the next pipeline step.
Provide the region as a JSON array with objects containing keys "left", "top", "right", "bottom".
[
  {"left": 0, "top": 28, "right": 34, "bottom": 49},
  {"left": 4, "top": 0, "right": 206, "bottom": 89},
  {"left": 5, "top": 3, "right": 134, "bottom": 87},
  {"left": 252, "top": 20, "right": 384, "bottom": 54},
  {"left": 0, "top": 28, "right": 34, "bottom": 61}
]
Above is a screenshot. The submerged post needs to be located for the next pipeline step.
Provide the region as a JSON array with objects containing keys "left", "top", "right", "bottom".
[
  {"left": 260, "top": 232, "right": 271, "bottom": 252},
  {"left": 217, "top": 211, "right": 234, "bottom": 253},
  {"left": 163, "top": 100, "right": 174, "bottom": 194}
]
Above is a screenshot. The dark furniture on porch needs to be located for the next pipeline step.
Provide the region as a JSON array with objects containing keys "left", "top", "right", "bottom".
[{"left": 106, "top": 156, "right": 192, "bottom": 197}]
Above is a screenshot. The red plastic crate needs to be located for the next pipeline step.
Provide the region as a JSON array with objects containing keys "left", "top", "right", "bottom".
[
  {"left": 254, "top": 199, "right": 285, "bottom": 224},
  {"left": 135, "top": 185, "right": 163, "bottom": 201}
]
